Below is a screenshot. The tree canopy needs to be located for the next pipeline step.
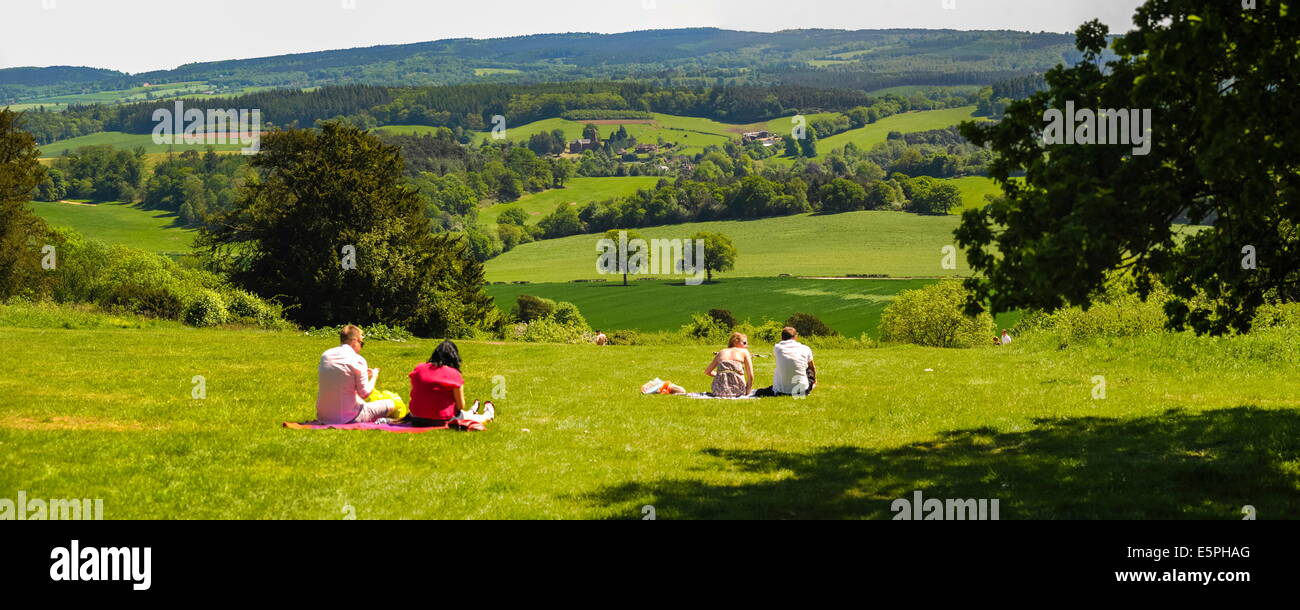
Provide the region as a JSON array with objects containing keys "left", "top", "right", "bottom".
[
  {"left": 198, "top": 121, "right": 495, "bottom": 336},
  {"left": 957, "top": 1, "right": 1299, "bottom": 335}
]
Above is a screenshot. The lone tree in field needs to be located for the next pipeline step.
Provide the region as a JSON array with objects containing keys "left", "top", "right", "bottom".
[
  {"left": 602, "top": 228, "right": 645, "bottom": 286},
  {"left": 957, "top": 3, "right": 1300, "bottom": 335},
  {"left": 198, "top": 121, "right": 495, "bottom": 336},
  {"left": 691, "top": 231, "right": 737, "bottom": 283},
  {"left": 0, "top": 109, "right": 53, "bottom": 301}
]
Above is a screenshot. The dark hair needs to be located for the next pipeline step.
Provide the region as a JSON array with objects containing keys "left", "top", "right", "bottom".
[
  {"left": 781, "top": 326, "right": 798, "bottom": 341},
  {"left": 428, "top": 340, "right": 462, "bottom": 370}
]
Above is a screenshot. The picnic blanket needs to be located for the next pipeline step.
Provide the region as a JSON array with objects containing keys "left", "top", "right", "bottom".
[
  {"left": 282, "top": 420, "right": 449, "bottom": 433},
  {"left": 680, "top": 392, "right": 758, "bottom": 400}
]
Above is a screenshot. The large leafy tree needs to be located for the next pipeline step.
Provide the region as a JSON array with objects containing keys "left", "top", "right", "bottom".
[
  {"left": 0, "top": 109, "right": 54, "bottom": 301},
  {"left": 602, "top": 228, "right": 646, "bottom": 286},
  {"left": 957, "top": 1, "right": 1299, "bottom": 335},
  {"left": 691, "top": 231, "right": 737, "bottom": 283},
  {"left": 198, "top": 122, "right": 495, "bottom": 336}
]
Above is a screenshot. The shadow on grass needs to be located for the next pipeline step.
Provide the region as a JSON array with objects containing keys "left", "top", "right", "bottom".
[{"left": 586, "top": 407, "right": 1300, "bottom": 519}]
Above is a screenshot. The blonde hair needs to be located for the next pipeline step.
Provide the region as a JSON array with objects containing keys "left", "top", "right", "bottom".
[
  {"left": 339, "top": 324, "right": 363, "bottom": 345},
  {"left": 727, "top": 332, "right": 748, "bottom": 348}
]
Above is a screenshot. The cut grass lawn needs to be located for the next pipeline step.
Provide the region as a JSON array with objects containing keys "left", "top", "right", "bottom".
[
  {"left": 479, "top": 176, "right": 663, "bottom": 226},
  {"left": 4, "top": 321, "right": 1297, "bottom": 519},
  {"left": 485, "top": 277, "right": 1021, "bottom": 337},
  {"left": 28, "top": 200, "right": 195, "bottom": 254},
  {"left": 485, "top": 210, "right": 974, "bottom": 283}
]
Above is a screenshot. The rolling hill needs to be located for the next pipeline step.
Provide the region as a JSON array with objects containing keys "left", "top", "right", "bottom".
[{"left": 484, "top": 209, "right": 974, "bottom": 283}]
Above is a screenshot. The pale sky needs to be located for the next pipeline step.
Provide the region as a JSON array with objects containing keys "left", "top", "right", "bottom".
[{"left": 1, "top": 0, "right": 1146, "bottom": 74}]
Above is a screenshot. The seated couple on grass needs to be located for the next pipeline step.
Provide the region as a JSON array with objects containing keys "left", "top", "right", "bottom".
[
  {"left": 660, "top": 327, "right": 816, "bottom": 398},
  {"left": 315, "top": 325, "right": 494, "bottom": 427}
]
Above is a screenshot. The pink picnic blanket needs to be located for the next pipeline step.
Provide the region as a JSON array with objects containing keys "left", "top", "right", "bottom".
[{"left": 282, "top": 420, "right": 449, "bottom": 433}]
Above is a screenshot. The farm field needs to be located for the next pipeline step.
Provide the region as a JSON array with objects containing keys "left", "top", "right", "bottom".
[
  {"left": 484, "top": 210, "right": 973, "bottom": 283},
  {"left": 38, "top": 130, "right": 252, "bottom": 156},
  {"left": 479, "top": 176, "right": 663, "bottom": 226},
  {"left": 795, "top": 105, "right": 985, "bottom": 162},
  {"left": 486, "top": 277, "right": 1021, "bottom": 337},
  {"left": 3, "top": 321, "right": 1297, "bottom": 519},
  {"left": 27, "top": 200, "right": 195, "bottom": 254}
]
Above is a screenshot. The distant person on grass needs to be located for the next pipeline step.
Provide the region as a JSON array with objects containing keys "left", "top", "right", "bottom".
[
  {"left": 315, "top": 325, "right": 399, "bottom": 424},
  {"left": 1000, "top": 330, "right": 1013, "bottom": 346},
  {"left": 754, "top": 327, "right": 816, "bottom": 397},
  {"left": 594, "top": 330, "right": 608, "bottom": 346},
  {"left": 405, "top": 340, "right": 493, "bottom": 427},
  {"left": 706, "top": 332, "right": 754, "bottom": 398}
]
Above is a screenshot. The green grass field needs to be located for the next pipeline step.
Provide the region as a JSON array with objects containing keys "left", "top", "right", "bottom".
[
  {"left": 480, "top": 176, "right": 663, "bottom": 226},
  {"left": 28, "top": 200, "right": 195, "bottom": 254},
  {"left": 809, "top": 106, "right": 984, "bottom": 161},
  {"left": 464, "top": 113, "right": 741, "bottom": 155},
  {"left": 485, "top": 210, "right": 972, "bottom": 283},
  {"left": 39, "top": 131, "right": 251, "bottom": 156},
  {"left": 485, "top": 277, "right": 1020, "bottom": 337},
  {"left": 3, "top": 318, "right": 1297, "bottom": 519}
]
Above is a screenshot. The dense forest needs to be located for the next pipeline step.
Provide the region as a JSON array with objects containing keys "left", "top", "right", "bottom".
[{"left": 1, "top": 28, "right": 1079, "bottom": 104}]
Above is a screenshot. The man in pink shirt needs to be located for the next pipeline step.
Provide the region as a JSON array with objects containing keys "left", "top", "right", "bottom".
[{"left": 315, "top": 325, "right": 397, "bottom": 424}]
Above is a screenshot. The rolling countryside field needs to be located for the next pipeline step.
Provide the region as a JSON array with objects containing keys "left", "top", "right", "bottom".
[
  {"left": 27, "top": 200, "right": 195, "bottom": 254},
  {"left": 485, "top": 277, "right": 1021, "bottom": 337},
  {"left": 803, "top": 105, "right": 986, "bottom": 161},
  {"left": 485, "top": 209, "right": 974, "bottom": 283},
  {"left": 38, "top": 130, "right": 251, "bottom": 156},
  {"left": 479, "top": 176, "right": 663, "bottom": 226}
]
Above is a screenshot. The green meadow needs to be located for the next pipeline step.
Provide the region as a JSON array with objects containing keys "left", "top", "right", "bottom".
[
  {"left": 485, "top": 277, "right": 1021, "bottom": 337},
  {"left": 39, "top": 131, "right": 250, "bottom": 156},
  {"left": 479, "top": 176, "right": 664, "bottom": 226},
  {"left": 3, "top": 317, "right": 1297, "bottom": 519},
  {"left": 27, "top": 200, "right": 195, "bottom": 254},
  {"left": 485, "top": 210, "right": 973, "bottom": 283},
  {"left": 807, "top": 106, "right": 985, "bottom": 161}
]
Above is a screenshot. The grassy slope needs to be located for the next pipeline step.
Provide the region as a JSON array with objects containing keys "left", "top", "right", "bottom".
[
  {"left": 485, "top": 277, "right": 1020, "bottom": 337},
  {"left": 812, "top": 105, "right": 983, "bottom": 160},
  {"left": 38, "top": 131, "right": 249, "bottom": 156},
  {"left": 28, "top": 200, "right": 195, "bottom": 253},
  {"left": 3, "top": 324, "right": 1297, "bottom": 519},
  {"left": 485, "top": 210, "right": 972, "bottom": 283},
  {"left": 480, "top": 177, "right": 663, "bottom": 226}
]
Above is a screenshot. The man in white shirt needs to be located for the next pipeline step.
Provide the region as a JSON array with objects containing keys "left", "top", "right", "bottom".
[
  {"left": 1000, "top": 330, "right": 1013, "bottom": 346},
  {"left": 315, "top": 325, "right": 397, "bottom": 424},
  {"left": 756, "top": 327, "right": 816, "bottom": 397}
]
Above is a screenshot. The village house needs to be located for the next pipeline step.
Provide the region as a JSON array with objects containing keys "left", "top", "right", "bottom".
[
  {"left": 742, "top": 130, "right": 783, "bottom": 147},
  {"left": 568, "top": 134, "right": 602, "bottom": 153}
]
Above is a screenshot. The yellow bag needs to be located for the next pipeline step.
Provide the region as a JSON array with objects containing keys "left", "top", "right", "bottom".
[{"left": 369, "top": 390, "right": 408, "bottom": 420}]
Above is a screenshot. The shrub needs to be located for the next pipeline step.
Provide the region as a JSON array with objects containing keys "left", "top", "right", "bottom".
[
  {"left": 513, "top": 294, "right": 555, "bottom": 322},
  {"left": 682, "top": 312, "right": 729, "bottom": 340},
  {"left": 607, "top": 329, "right": 641, "bottom": 345},
  {"left": 878, "top": 280, "right": 994, "bottom": 347},
  {"left": 707, "top": 308, "right": 737, "bottom": 329},
  {"left": 785, "top": 312, "right": 838, "bottom": 337},
  {"left": 182, "top": 290, "right": 229, "bottom": 327},
  {"left": 1016, "top": 273, "right": 1173, "bottom": 346},
  {"left": 552, "top": 301, "right": 590, "bottom": 330},
  {"left": 225, "top": 289, "right": 266, "bottom": 320},
  {"left": 734, "top": 318, "right": 784, "bottom": 344},
  {"left": 513, "top": 318, "right": 589, "bottom": 343},
  {"left": 305, "top": 323, "right": 414, "bottom": 341},
  {"left": 1251, "top": 302, "right": 1300, "bottom": 330}
]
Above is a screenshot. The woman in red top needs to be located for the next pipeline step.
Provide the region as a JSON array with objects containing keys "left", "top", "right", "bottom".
[{"left": 406, "top": 340, "right": 467, "bottom": 426}]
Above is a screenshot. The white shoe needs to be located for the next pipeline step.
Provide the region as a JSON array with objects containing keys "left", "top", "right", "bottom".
[{"left": 481, "top": 401, "right": 495, "bottom": 422}]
